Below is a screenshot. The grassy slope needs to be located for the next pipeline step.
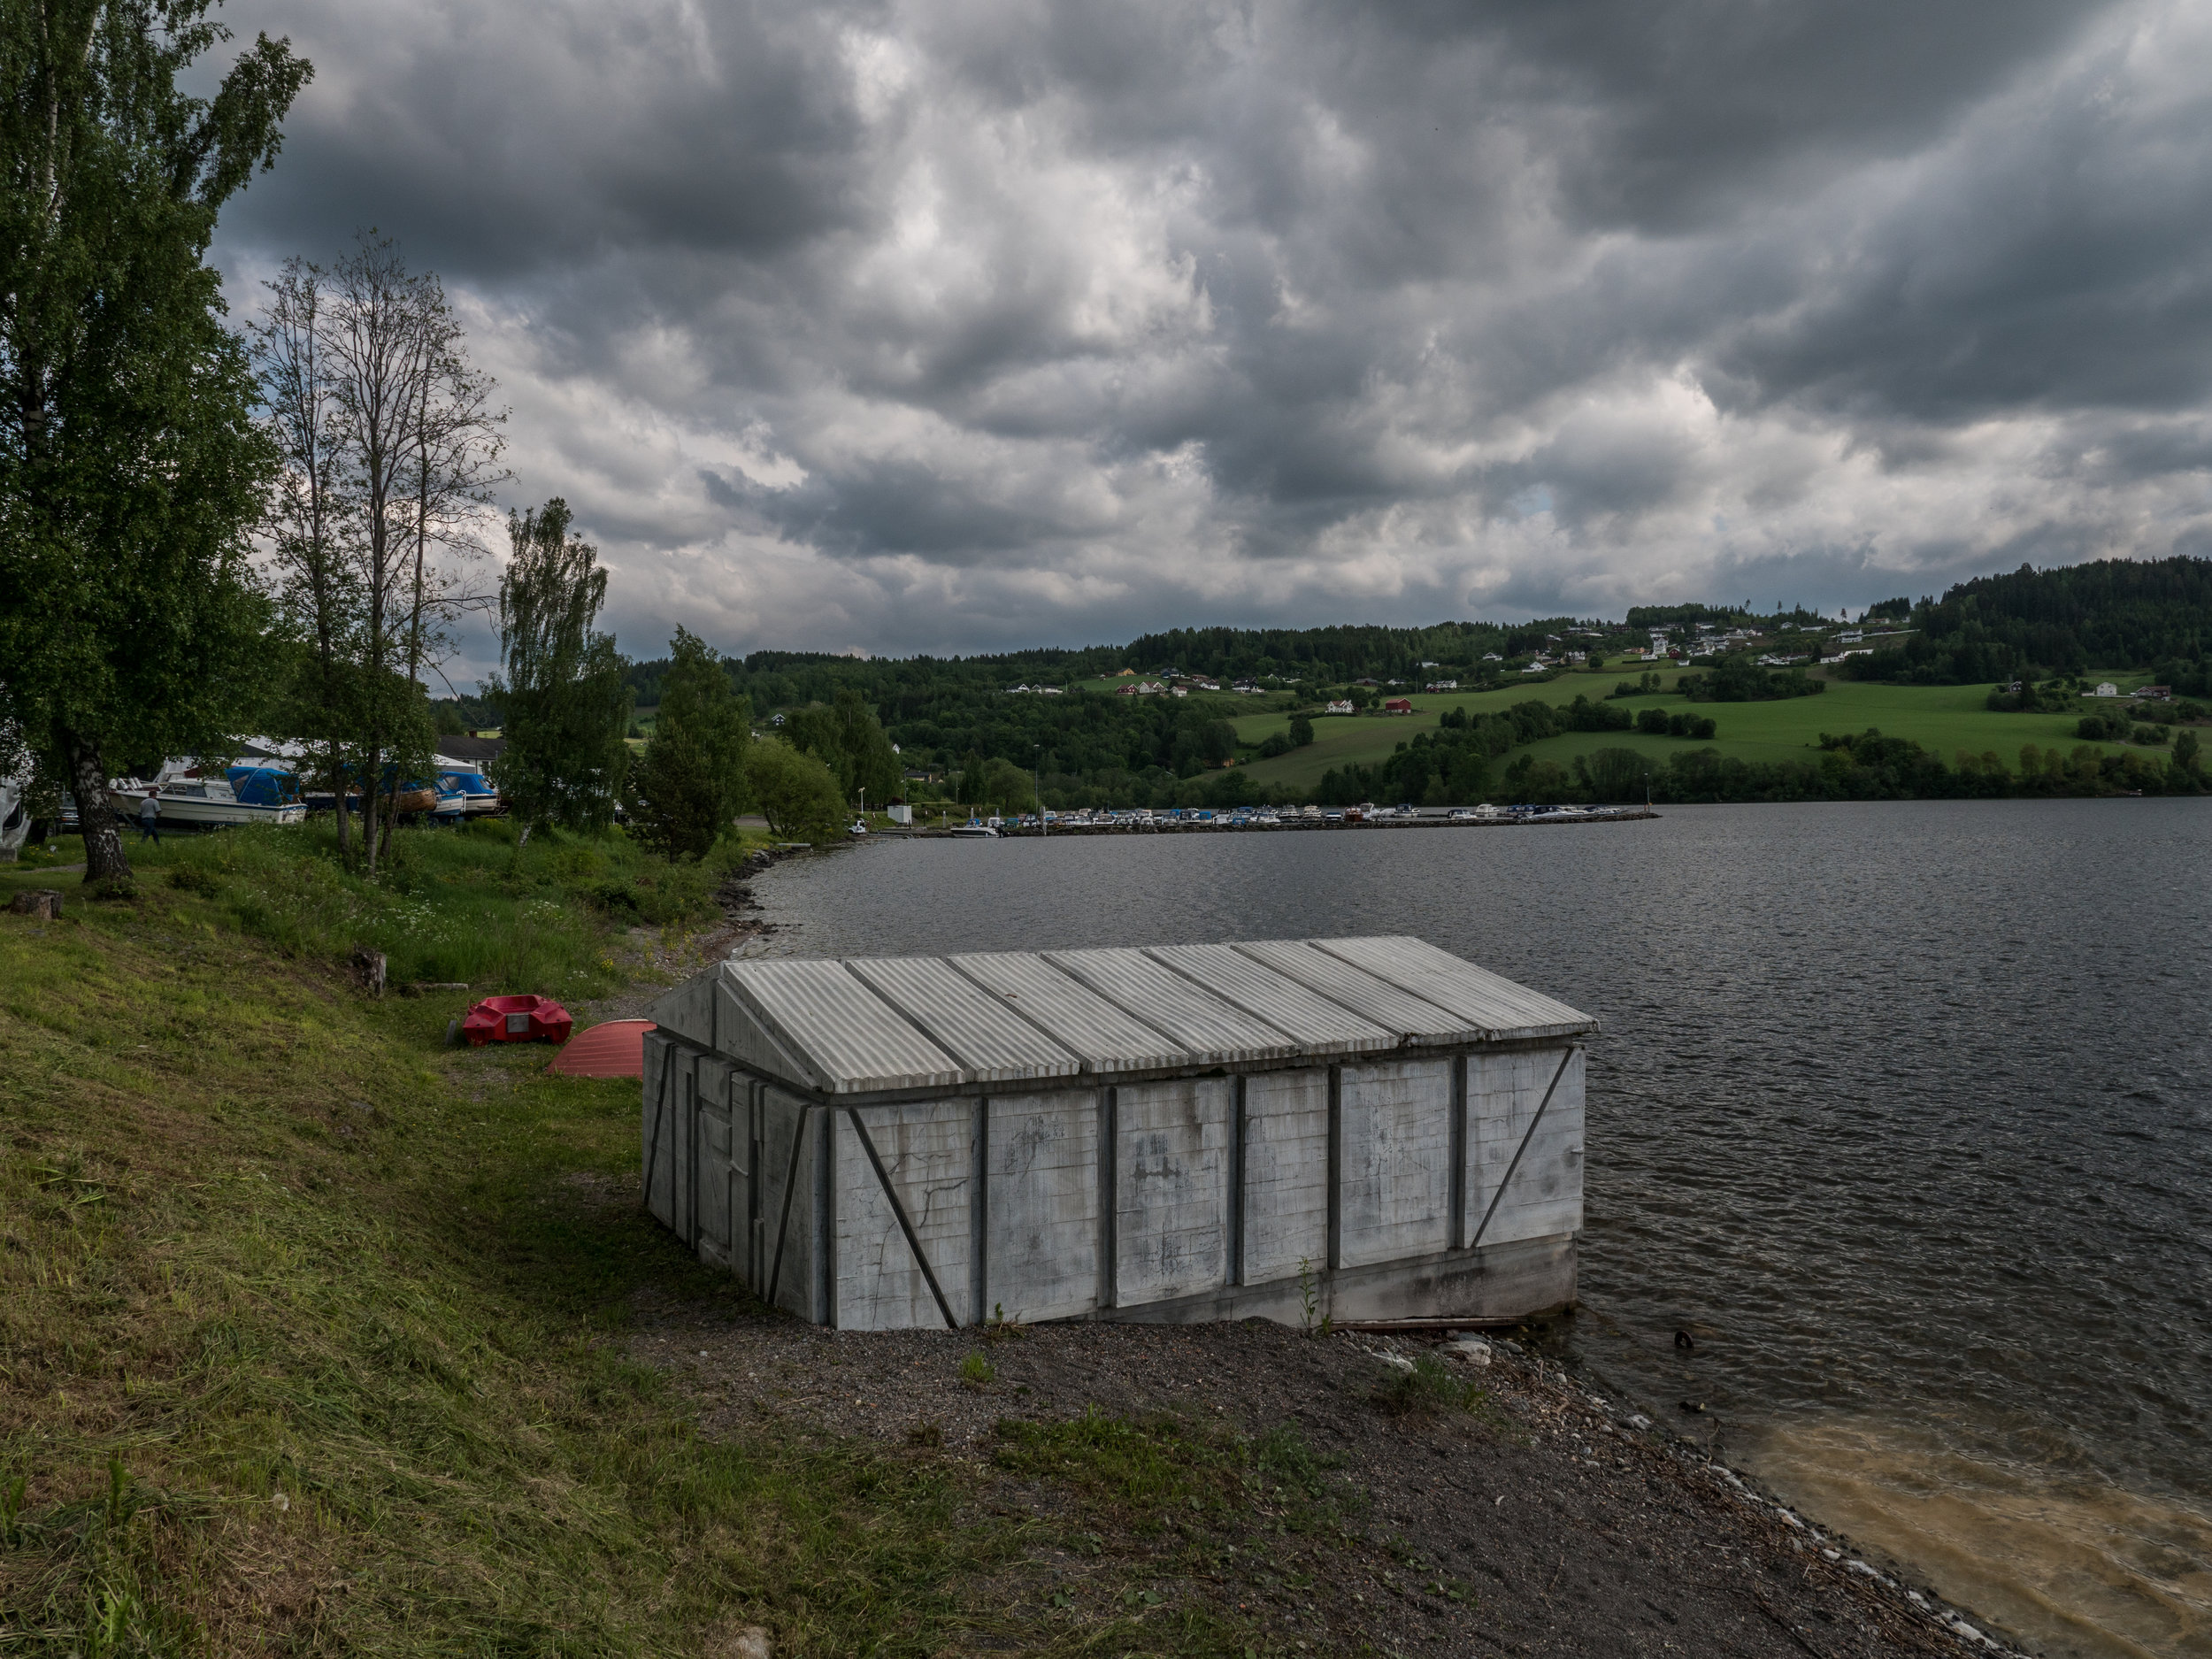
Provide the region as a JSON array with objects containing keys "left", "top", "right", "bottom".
[
  {"left": 0, "top": 831, "right": 1268, "bottom": 1657},
  {"left": 0, "top": 840, "right": 964, "bottom": 1656},
  {"left": 1232, "top": 673, "right": 2151, "bottom": 793}
]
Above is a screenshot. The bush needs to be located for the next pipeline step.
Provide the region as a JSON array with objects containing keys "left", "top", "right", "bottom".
[{"left": 747, "top": 740, "right": 849, "bottom": 841}]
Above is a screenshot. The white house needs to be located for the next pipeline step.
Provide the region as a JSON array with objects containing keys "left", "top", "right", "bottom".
[
  {"left": 1325, "top": 699, "right": 1356, "bottom": 714},
  {"left": 2093, "top": 682, "right": 2120, "bottom": 698}
]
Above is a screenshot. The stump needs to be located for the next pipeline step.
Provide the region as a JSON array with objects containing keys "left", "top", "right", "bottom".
[
  {"left": 350, "top": 947, "right": 388, "bottom": 997},
  {"left": 9, "top": 888, "right": 62, "bottom": 920}
]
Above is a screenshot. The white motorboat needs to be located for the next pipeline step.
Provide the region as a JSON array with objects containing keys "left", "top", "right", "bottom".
[
  {"left": 948, "top": 822, "right": 999, "bottom": 838},
  {"left": 113, "top": 763, "right": 306, "bottom": 828}
]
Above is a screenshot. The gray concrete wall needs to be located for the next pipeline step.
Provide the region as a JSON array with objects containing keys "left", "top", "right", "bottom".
[
  {"left": 834, "top": 1097, "right": 977, "bottom": 1330},
  {"left": 1113, "top": 1077, "right": 1233, "bottom": 1308},
  {"left": 1467, "top": 1048, "right": 1584, "bottom": 1248},
  {"left": 643, "top": 1039, "right": 1583, "bottom": 1332},
  {"left": 692, "top": 1057, "right": 737, "bottom": 1272},
  {"left": 757, "top": 1087, "right": 823, "bottom": 1321},
  {"left": 1239, "top": 1068, "right": 1331, "bottom": 1286},
  {"left": 983, "top": 1088, "right": 1099, "bottom": 1324},
  {"left": 1104, "top": 1232, "right": 1577, "bottom": 1327},
  {"left": 1338, "top": 1057, "right": 1453, "bottom": 1269}
]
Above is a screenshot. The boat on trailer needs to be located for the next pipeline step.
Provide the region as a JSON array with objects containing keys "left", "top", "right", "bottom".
[{"left": 111, "top": 762, "right": 307, "bottom": 828}]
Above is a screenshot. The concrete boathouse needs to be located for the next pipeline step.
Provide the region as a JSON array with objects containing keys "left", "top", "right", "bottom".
[{"left": 641, "top": 937, "right": 1596, "bottom": 1331}]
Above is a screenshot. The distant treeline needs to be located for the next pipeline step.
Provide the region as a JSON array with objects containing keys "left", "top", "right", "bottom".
[
  {"left": 1326, "top": 722, "right": 2204, "bottom": 810},
  {"left": 1836, "top": 557, "right": 2212, "bottom": 689}
]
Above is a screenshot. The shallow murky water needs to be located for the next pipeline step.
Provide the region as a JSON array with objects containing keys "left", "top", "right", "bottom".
[{"left": 750, "top": 800, "right": 2212, "bottom": 1656}]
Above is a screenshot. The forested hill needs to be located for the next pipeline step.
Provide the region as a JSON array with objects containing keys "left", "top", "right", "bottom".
[{"left": 1839, "top": 556, "right": 2212, "bottom": 689}]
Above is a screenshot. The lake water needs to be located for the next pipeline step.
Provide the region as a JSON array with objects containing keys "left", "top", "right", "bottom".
[{"left": 748, "top": 801, "right": 2212, "bottom": 1659}]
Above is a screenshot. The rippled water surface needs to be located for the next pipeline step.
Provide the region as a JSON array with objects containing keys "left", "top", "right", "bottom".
[{"left": 749, "top": 801, "right": 2212, "bottom": 1657}]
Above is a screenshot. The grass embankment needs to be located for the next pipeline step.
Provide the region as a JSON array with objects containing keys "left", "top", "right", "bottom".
[
  {"left": 0, "top": 826, "right": 1281, "bottom": 1656},
  {"left": 1232, "top": 672, "right": 2156, "bottom": 792}
]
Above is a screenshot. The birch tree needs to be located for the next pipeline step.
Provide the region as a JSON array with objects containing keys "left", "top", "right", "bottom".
[
  {"left": 256, "top": 237, "right": 504, "bottom": 868},
  {"left": 252, "top": 256, "right": 362, "bottom": 856}
]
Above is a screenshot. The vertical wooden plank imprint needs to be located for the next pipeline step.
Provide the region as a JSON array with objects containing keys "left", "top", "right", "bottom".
[
  {"left": 1229, "top": 1074, "right": 1248, "bottom": 1287},
  {"left": 1098, "top": 1087, "right": 1119, "bottom": 1310},
  {"left": 972, "top": 1095, "right": 989, "bottom": 1325},
  {"left": 1449, "top": 1053, "right": 1469, "bottom": 1249},
  {"left": 1325, "top": 1064, "right": 1342, "bottom": 1271}
]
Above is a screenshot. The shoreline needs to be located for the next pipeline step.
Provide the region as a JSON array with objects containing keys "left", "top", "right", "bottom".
[
  {"left": 634, "top": 1305, "right": 2022, "bottom": 1656},
  {"left": 663, "top": 849, "right": 2028, "bottom": 1657}
]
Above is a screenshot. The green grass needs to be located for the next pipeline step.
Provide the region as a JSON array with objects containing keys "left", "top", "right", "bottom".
[
  {"left": 104, "top": 818, "right": 746, "bottom": 995},
  {"left": 992, "top": 1410, "right": 1360, "bottom": 1541},
  {"left": 1229, "top": 671, "right": 1648, "bottom": 790},
  {"left": 0, "top": 839, "right": 1292, "bottom": 1657},
  {"left": 0, "top": 867, "right": 1018, "bottom": 1655},
  {"left": 1232, "top": 673, "right": 2158, "bottom": 792}
]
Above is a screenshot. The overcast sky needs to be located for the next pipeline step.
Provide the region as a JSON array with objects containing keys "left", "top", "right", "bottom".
[{"left": 211, "top": 0, "right": 2212, "bottom": 672}]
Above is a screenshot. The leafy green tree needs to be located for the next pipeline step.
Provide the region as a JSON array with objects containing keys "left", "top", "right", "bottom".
[
  {"left": 0, "top": 2, "right": 310, "bottom": 887},
  {"left": 2174, "top": 728, "right": 2202, "bottom": 779},
  {"left": 746, "top": 739, "right": 846, "bottom": 841},
  {"left": 784, "top": 687, "right": 901, "bottom": 808},
  {"left": 1287, "top": 713, "right": 1315, "bottom": 747},
  {"left": 626, "top": 627, "right": 751, "bottom": 859},
  {"left": 973, "top": 757, "right": 1037, "bottom": 815},
  {"left": 1576, "top": 747, "right": 1652, "bottom": 801},
  {"left": 485, "top": 500, "right": 631, "bottom": 840}
]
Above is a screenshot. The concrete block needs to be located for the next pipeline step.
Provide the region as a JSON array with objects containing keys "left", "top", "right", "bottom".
[
  {"left": 1338, "top": 1057, "right": 1452, "bottom": 1268},
  {"left": 1468, "top": 1048, "right": 1584, "bottom": 1248},
  {"left": 985, "top": 1089, "right": 1099, "bottom": 1324},
  {"left": 1240, "top": 1068, "right": 1330, "bottom": 1284},
  {"left": 835, "top": 1098, "right": 977, "bottom": 1330},
  {"left": 1115, "top": 1077, "right": 1232, "bottom": 1306}
]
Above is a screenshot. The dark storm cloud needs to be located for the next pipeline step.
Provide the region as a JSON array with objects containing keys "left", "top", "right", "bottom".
[{"left": 214, "top": 0, "right": 2212, "bottom": 663}]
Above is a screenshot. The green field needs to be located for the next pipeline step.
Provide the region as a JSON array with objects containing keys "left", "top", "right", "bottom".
[{"left": 1231, "top": 673, "right": 2158, "bottom": 792}]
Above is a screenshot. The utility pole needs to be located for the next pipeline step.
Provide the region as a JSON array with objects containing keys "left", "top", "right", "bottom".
[{"left": 1035, "top": 745, "right": 1045, "bottom": 837}]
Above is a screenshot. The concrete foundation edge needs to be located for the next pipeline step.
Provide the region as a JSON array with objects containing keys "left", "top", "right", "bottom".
[{"left": 1084, "top": 1233, "right": 1576, "bottom": 1328}]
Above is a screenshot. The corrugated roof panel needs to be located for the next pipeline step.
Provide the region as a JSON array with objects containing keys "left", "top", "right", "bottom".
[
  {"left": 1230, "top": 940, "right": 1481, "bottom": 1045},
  {"left": 723, "top": 959, "right": 963, "bottom": 1094},
  {"left": 1141, "top": 943, "right": 1400, "bottom": 1057},
  {"left": 948, "top": 952, "right": 1190, "bottom": 1072},
  {"left": 1310, "top": 937, "right": 1597, "bottom": 1041},
  {"left": 1046, "top": 948, "right": 1302, "bottom": 1065},
  {"left": 846, "top": 956, "right": 1083, "bottom": 1084}
]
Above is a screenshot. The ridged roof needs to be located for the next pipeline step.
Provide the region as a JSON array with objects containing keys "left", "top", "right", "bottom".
[{"left": 650, "top": 936, "right": 1596, "bottom": 1095}]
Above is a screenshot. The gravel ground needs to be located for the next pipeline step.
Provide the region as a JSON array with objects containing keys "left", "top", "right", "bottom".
[{"left": 632, "top": 1309, "right": 2023, "bottom": 1658}]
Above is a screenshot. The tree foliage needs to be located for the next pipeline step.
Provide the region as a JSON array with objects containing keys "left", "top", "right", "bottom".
[
  {"left": 626, "top": 627, "right": 751, "bottom": 859},
  {"left": 745, "top": 740, "right": 847, "bottom": 842},
  {"left": 485, "top": 500, "right": 630, "bottom": 837},
  {"left": 0, "top": 0, "right": 310, "bottom": 884},
  {"left": 1834, "top": 557, "right": 2212, "bottom": 687},
  {"left": 782, "top": 687, "right": 900, "bottom": 809}
]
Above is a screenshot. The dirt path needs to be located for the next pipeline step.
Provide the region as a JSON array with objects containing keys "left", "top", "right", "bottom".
[{"left": 630, "top": 1306, "right": 2016, "bottom": 1658}]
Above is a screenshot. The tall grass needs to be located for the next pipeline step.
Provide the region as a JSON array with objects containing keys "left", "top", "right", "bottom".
[{"left": 139, "top": 818, "right": 732, "bottom": 993}]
